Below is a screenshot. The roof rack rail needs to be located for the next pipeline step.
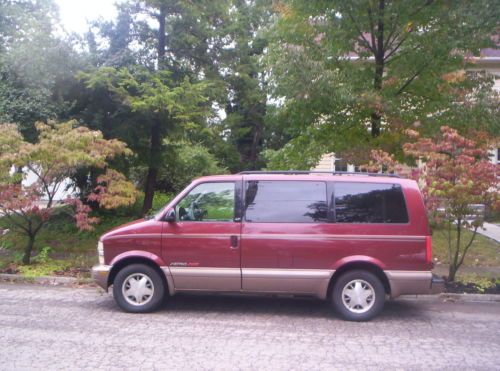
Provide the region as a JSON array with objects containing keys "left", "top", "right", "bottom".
[{"left": 238, "top": 170, "right": 400, "bottom": 178}]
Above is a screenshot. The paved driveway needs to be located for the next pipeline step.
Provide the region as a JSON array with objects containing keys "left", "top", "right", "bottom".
[{"left": 0, "top": 283, "right": 499, "bottom": 370}]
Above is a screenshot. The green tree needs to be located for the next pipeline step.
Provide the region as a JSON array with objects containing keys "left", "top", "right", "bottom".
[
  {"left": 76, "top": 1, "right": 234, "bottom": 214},
  {"left": 156, "top": 140, "right": 228, "bottom": 193},
  {"left": 219, "top": 0, "right": 274, "bottom": 171},
  {"left": 80, "top": 67, "right": 211, "bottom": 214},
  {"left": 265, "top": 0, "right": 499, "bottom": 168},
  {"left": 0, "top": 0, "right": 85, "bottom": 141}
]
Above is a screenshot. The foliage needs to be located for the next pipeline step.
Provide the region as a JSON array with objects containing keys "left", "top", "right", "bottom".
[
  {"left": 265, "top": 0, "right": 500, "bottom": 168},
  {"left": 366, "top": 127, "right": 499, "bottom": 281},
  {"left": 0, "top": 0, "right": 86, "bottom": 141},
  {"left": 217, "top": 0, "right": 274, "bottom": 171},
  {"left": 456, "top": 274, "right": 498, "bottom": 294},
  {"left": 79, "top": 66, "right": 212, "bottom": 214},
  {"left": 155, "top": 141, "right": 228, "bottom": 193},
  {"left": 150, "top": 192, "right": 175, "bottom": 214},
  {"left": 17, "top": 259, "right": 70, "bottom": 278},
  {"left": 89, "top": 169, "right": 139, "bottom": 210},
  {"left": 0, "top": 121, "right": 137, "bottom": 264}
]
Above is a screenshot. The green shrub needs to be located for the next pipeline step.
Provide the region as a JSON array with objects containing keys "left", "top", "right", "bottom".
[
  {"left": 18, "top": 259, "right": 69, "bottom": 278},
  {"left": 457, "top": 274, "right": 496, "bottom": 293}
]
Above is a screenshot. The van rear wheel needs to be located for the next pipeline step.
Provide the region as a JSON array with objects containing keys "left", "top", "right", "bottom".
[
  {"left": 113, "top": 264, "right": 165, "bottom": 313},
  {"left": 331, "top": 270, "right": 385, "bottom": 321}
]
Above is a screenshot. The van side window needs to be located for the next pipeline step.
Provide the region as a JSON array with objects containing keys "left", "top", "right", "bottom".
[
  {"left": 176, "top": 182, "right": 235, "bottom": 222},
  {"left": 334, "top": 182, "right": 408, "bottom": 223},
  {"left": 244, "top": 180, "right": 327, "bottom": 223}
]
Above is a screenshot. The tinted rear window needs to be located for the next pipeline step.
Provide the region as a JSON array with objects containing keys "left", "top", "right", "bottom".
[
  {"left": 334, "top": 182, "right": 408, "bottom": 223},
  {"left": 245, "top": 180, "right": 327, "bottom": 223}
]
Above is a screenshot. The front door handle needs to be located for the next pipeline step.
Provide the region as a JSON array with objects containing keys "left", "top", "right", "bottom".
[{"left": 230, "top": 235, "right": 239, "bottom": 249}]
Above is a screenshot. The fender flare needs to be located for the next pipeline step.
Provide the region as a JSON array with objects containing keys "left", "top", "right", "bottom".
[
  {"left": 331, "top": 255, "right": 386, "bottom": 271},
  {"left": 110, "top": 250, "right": 166, "bottom": 267}
]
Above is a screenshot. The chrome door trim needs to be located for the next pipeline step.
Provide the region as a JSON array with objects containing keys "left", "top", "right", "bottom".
[
  {"left": 162, "top": 233, "right": 234, "bottom": 239},
  {"left": 241, "top": 234, "right": 426, "bottom": 242}
]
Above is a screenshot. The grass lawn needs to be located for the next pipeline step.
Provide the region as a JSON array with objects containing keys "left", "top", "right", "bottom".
[
  {"left": 0, "top": 193, "right": 174, "bottom": 278},
  {"left": 432, "top": 226, "right": 500, "bottom": 268},
  {"left": 0, "top": 212, "right": 133, "bottom": 278}
]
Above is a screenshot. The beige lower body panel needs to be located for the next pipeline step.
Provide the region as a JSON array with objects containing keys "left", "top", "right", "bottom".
[
  {"left": 169, "top": 267, "right": 241, "bottom": 292},
  {"left": 242, "top": 268, "right": 334, "bottom": 299},
  {"left": 385, "top": 270, "right": 433, "bottom": 298},
  {"left": 161, "top": 267, "right": 433, "bottom": 300},
  {"left": 165, "top": 267, "right": 334, "bottom": 298}
]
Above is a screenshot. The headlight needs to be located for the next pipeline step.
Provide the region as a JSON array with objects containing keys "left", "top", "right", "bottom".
[{"left": 97, "top": 241, "right": 104, "bottom": 265}]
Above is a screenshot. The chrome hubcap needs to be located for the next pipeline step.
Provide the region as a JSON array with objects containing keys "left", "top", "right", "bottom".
[
  {"left": 341, "top": 279, "right": 375, "bottom": 314},
  {"left": 122, "top": 273, "right": 154, "bottom": 306}
]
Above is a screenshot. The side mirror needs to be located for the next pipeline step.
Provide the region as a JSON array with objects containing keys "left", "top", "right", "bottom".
[{"left": 164, "top": 209, "right": 176, "bottom": 222}]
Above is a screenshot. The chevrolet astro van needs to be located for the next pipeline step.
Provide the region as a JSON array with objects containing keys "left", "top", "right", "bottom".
[{"left": 92, "top": 171, "right": 444, "bottom": 321}]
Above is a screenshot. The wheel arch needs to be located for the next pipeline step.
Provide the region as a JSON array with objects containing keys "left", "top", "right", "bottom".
[
  {"left": 327, "top": 261, "right": 391, "bottom": 298},
  {"left": 108, "top": 255, "right": 172, "bottom": 296}
]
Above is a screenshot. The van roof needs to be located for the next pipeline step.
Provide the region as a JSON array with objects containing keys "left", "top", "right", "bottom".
[{"left": 194, "top": 172, "right": 416, "bottom": 186}]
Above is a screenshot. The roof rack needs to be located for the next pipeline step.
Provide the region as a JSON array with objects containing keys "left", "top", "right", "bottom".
[{"left": 238, "top": 170, "right": 400, "bottom": 178}]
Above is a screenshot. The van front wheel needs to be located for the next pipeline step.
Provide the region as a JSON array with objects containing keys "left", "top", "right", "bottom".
[
  {"left": 113, "top": 264, "right": 165, "bottom": 313},
  {"left": 331, "top": 270, "right": 385, "bottom": 321}
]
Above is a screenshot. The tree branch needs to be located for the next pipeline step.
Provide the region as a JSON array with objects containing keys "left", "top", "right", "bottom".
[
  {"left": 0, "top": 210, "right": 31, "bottom": 234},
  {"left": 383, "top": 10, "right": 400, "bottom": 51},
  {"left": 345, "top": 8, "right": 376, "bottom": 55},
  {"left": 27, "top": 164, "right": 51, "bottom": 199},
  {"left": 367, "top": 6, "right": 377, "bottom": 55},
  {"left": 456, "top": 225, "right": 479, "bottom": 269},
  {"left": 383, "top": 33, "right": 409, "bottom": 62},
  {"left": 383, "top": 1, "right": 434, "bottom": 61},
  {"left": 395, "top": 59, "right": 432, "bottom": 95},
  {"left": 408, "top": 0, "right": 434, "bottom": 19}
]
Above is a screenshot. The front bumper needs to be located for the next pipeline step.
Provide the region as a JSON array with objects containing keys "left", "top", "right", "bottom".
[{"left": 91, "top": 265, "right": 111, "bottom": 291}]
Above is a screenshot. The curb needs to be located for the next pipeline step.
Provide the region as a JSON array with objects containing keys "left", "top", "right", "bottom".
[
  {"left": 0, "top": 273, "right": 95, "bottom": 286},
  {"left": 399, "top": 293, "right": 500, "bottom": 303},
  {"left": 0, "top": 273, "right": 499, "bottom": 302}
]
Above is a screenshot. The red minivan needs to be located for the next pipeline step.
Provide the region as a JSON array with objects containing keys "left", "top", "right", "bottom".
[{"left": 92, "top": 171, "right": 444, "bottom": 321}]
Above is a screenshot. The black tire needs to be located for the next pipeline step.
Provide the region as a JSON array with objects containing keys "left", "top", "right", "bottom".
[
  {"left": 112, "top": 264, "right": 165, "bottom": 313},
  {"left": 331, "top": 270, "right": 385, "bottom": 321}
]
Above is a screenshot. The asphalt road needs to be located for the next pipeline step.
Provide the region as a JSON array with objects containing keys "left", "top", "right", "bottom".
[{"left": 0, "top": 283, "right": 499, "bottom": 371}]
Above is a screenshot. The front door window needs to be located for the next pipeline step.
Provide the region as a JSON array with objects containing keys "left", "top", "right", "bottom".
[{"left": 176, "top": 182, "right": 235, "bottom": 222}]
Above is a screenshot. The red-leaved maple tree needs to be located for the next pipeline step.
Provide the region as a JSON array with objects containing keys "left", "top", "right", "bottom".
[
  {"left": 0, "top": 121, "right": 138, "bottom": 264},
  {"left": 365, "top": 126, "right": 499, "bottom": 281}
]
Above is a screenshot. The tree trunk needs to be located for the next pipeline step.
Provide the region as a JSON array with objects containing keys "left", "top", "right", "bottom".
[
  {"left": 141, "top": 5, "right": 167, "bottom": 216},
  {"left": 142, "top": 121, "right": 162, "bottom": 215},
  {"left": 448, "top": 264, "right": 457, "bottom": 282},
  {"left": 158, "top": 5, "right": 166, "bottom": 69},
  {"left": 22, "top": 235, "right": 35, "bottom": 265},
  {"left": 370, "top": 53, "right": 384, "bottom": 137},
  {"left": 448, "top": 219, "right": 462, "bottom": 282},
  {"left": 371, "top": 0, "right": 385, "bottom": 138}
]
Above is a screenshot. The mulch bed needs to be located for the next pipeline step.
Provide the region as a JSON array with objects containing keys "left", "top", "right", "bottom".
[{"left": 445, "top": 280, "right": 500, "bottom": 295}]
